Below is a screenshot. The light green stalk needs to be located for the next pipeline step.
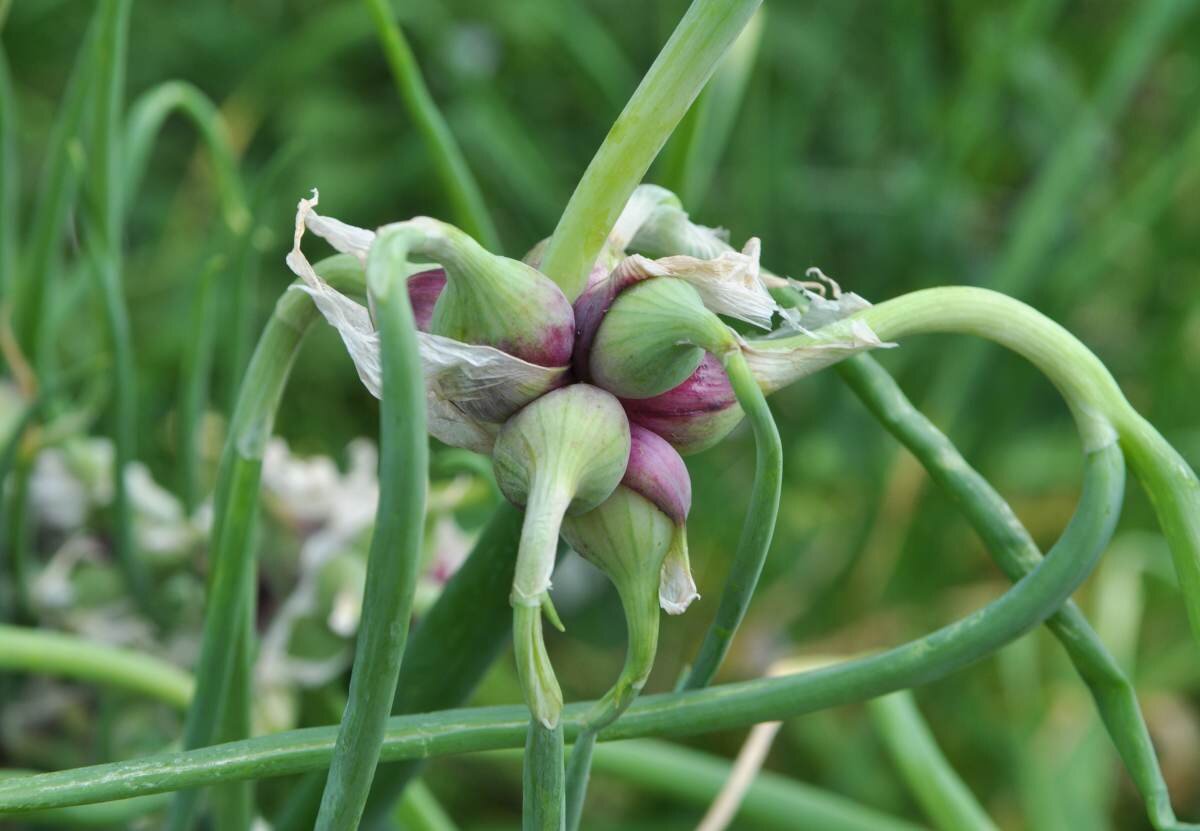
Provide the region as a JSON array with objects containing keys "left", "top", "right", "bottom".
[
  {"left": 773, "top": 288, "right": 1200, "bottom": 648},
  {"left": 168, "top": 255, "right": 365, "bottom": 831},
  {"left": 0, "top": 440, "right": 1123, "bottom": 812},
  {"left": 539, "top": 0, "right": 762, "bottom": 298},
  {"left": 837, "top": 354, "right": 1190, "bottom": 830},
  {"left": 313, "top": 232, "right": 429, "bottom": 830},
  {"left": 362, "top": 0, "right": 499, "bottom": 251}
]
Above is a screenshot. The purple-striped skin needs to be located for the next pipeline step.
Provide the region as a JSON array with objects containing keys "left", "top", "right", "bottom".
[
  {"left": 407, "top": 269, "right": 447, "bottom": 333},
  {"left": 621, "top": 423, "right": 691, "bottom": 525},
  {"left": 571, "top": 260, "right": 660, "bottom": 382},
  {"left": 620, "top": 353, "right": 744, "bottom": 456}
]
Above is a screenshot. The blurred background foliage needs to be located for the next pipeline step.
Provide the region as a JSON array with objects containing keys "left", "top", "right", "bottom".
[{"left": 3, "top": 0, "right": 1200, "bottom": 828}]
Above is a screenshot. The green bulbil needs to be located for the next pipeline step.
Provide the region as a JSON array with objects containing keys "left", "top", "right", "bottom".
[{"left": 589, "top": 277, "right": 736, "bottom": 399}]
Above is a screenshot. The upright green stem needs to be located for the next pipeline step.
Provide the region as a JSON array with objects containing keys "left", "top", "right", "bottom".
[
  {"left": 361, "top": 504, "right": 533, "bottom": 828},
  {"left": 524, "top": 721, "right": 564, "bottom": 831},
  {"left": 682, "top": 348, "right": 782, "bottom": 688},
  {"left": 314, "top": 232, "right": 429, "bottom": 830},
  {"left": 362, "top": 0, "right": 499, "bottom": 251},
  {"left": 837, "top": 354, "right": 1186, "bottom": 830},
  {"left": 539, "top": 0, "right": 762, "bottom": 298},
  {"left": 0, "top": 442, "right": 1123, "bottom": 813},
  {"left": 868, "top": 691, "right": 997, "bottom": 831},
  {"left": 168, "top": 255, "right": 364, "bottom": 831}
]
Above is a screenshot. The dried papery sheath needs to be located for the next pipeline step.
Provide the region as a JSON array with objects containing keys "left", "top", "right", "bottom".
[
  {"left": 298, "top": 191, "right": 576, "bottom": 367},
  {"left": 589, "top": 277, "right": 737, "bottom": 399},
  {"left": 742, "top": 318, "right": 895, "bottom": 394},
  {"left": 286, "top": 195, "right": 567, "bottom": 453},
  {"left": 492, "top": 384, "right": 631, "bottom": 728},
  {"left": 659, "top": 525, "right": 699, "bottom": 614},
  {"left": 620, "top": 353, "right": 744, "bottom": 456},
  {"left": 655, "top": 238, "right": 776, "bottom": 329}
]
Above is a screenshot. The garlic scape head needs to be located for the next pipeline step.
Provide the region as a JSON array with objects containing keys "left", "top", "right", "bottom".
[
  {"left": 492, "top": 384, "right": 631, "bottom": 729},
  {"left": 588, "top": 276, "right": 738, "bottom": 399}
]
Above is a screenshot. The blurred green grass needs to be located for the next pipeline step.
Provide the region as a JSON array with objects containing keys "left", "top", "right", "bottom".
[{"left": 3, "top": 0, "right": 1200, "bottom": 828}]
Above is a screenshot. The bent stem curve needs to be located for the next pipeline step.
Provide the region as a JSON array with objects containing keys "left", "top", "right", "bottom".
[
  {"left": 788, "top": 287, "right": 1200, "bottom": 651},
  {"left": 682, "top": 348, "right": 782, "bottom": 689},
  {"left": 0, "top": 443, "right": 1124, "bottom": 813}
]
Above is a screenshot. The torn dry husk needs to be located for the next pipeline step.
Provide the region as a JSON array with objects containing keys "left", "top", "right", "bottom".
[
  {"left": 742, "top": 318, "right": 896, "bottom": 394},
  {"left": 659, "top": 525, "right": 699, "bottom": 614},
  {"left": 286, "top": 193, "right": 567, "bottom": 453}
]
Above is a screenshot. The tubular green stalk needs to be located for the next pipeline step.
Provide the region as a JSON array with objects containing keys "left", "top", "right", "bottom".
[
  {"left": 168, "top": 254, "right": 365, "bottom": 831},
  {"left": 523, "top": 721, "right": 565, "bottom": 831},
  {"left": 0, "top": 773, "right": 169, "bottom": 829},
  {"left": 539, "top": 0, "right": 762, "bottom": 298},
  {"left": 82, "top": 0, "right": 158, "bottom": 623},
  {"left": 837, "top": 354, "right": 1189, "bottom": 830},
  {"left": 682, "top": 348, "right": 782, "bottom": 689},
  {"left": 361, "top": 0, "right": 500, "bottom": 252},
  {"left": 313, "top": 232, "right": 429, "bottom": 830},
  {"left": 867, "top": 691, "right": 997, "bottom": 831},
  {"left": 0, "top": 623, "right": 193, "bottom": 709},
  {"left": 658, "top": 8, "right": 764, "bottom": 209},
  {"left": 788, "top": 287, "right": 1200, "bottom": 648},
  {"left": 358, "top": 505, "right": 547, "bottom": 829},
  {"left": 0, "top": 442, "right": 1123, "bottom": 813}
]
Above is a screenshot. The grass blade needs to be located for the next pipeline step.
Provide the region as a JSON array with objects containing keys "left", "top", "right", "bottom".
[
  {"left": 868, "top": 691, "right": 997, "bottom": 831},
  {"left": 361, "top": 0, "right": 499, "bottom": 252}
]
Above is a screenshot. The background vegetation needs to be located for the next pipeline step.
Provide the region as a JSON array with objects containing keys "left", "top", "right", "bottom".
[{"left": 2, "top": 0, "right": 1199, "bottom": 828}]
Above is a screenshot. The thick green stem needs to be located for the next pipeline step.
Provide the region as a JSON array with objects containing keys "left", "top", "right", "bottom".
[
  {"left": 523, "top": 720, "right": 564, "bottom": 831},
  {"left": 313, "top": 231, "right": 429, "bottom": 831},
  {"left": 361, "top": 0, "right": 499, "bottom": 251},
  {"left": 837, "top": 354, "right": 1186, "bottom": 830},
  {"left": 360, "top": 504, "right": 532, "bottom": 828},
  {"left": 788, "top": 287, "right": 1200, "bottom": 648},
  {"left": 0, "top": 623, "right": 193, "bottom": 709},
  {"left": 868, "top": 691, "right": 997, "bottom": 831},
  {"left": 564, "top": 580, "right": 660, "bottom": 831},
  {"left": 168, "top": 255, "right": 364, "bottom": 831},
  {"left": 682, "top": 348, "right": 782, "bottom": 688},
  {"left": 0, "top": 445, "right": 1123, "bottom": 813},
  {"left": 539, "top": 0, "right": 762, "bottom": 298}
]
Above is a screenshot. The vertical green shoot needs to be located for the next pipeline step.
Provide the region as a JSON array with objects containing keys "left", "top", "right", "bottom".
[
  {"left": 314, "top": 232, "right": 428, "bottom": 829},
  {"left": 539, "top": 0, "right": 762, "bottom": 298}
]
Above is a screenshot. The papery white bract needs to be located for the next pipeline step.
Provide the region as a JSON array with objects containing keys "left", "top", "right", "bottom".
[{"left": 286, "top": 193, "right": 568, "bottom": 454}]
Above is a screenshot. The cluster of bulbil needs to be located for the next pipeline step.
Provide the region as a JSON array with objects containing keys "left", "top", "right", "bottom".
[{"left": 285, "top": 185, "right": 889, "bottom": 730}]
